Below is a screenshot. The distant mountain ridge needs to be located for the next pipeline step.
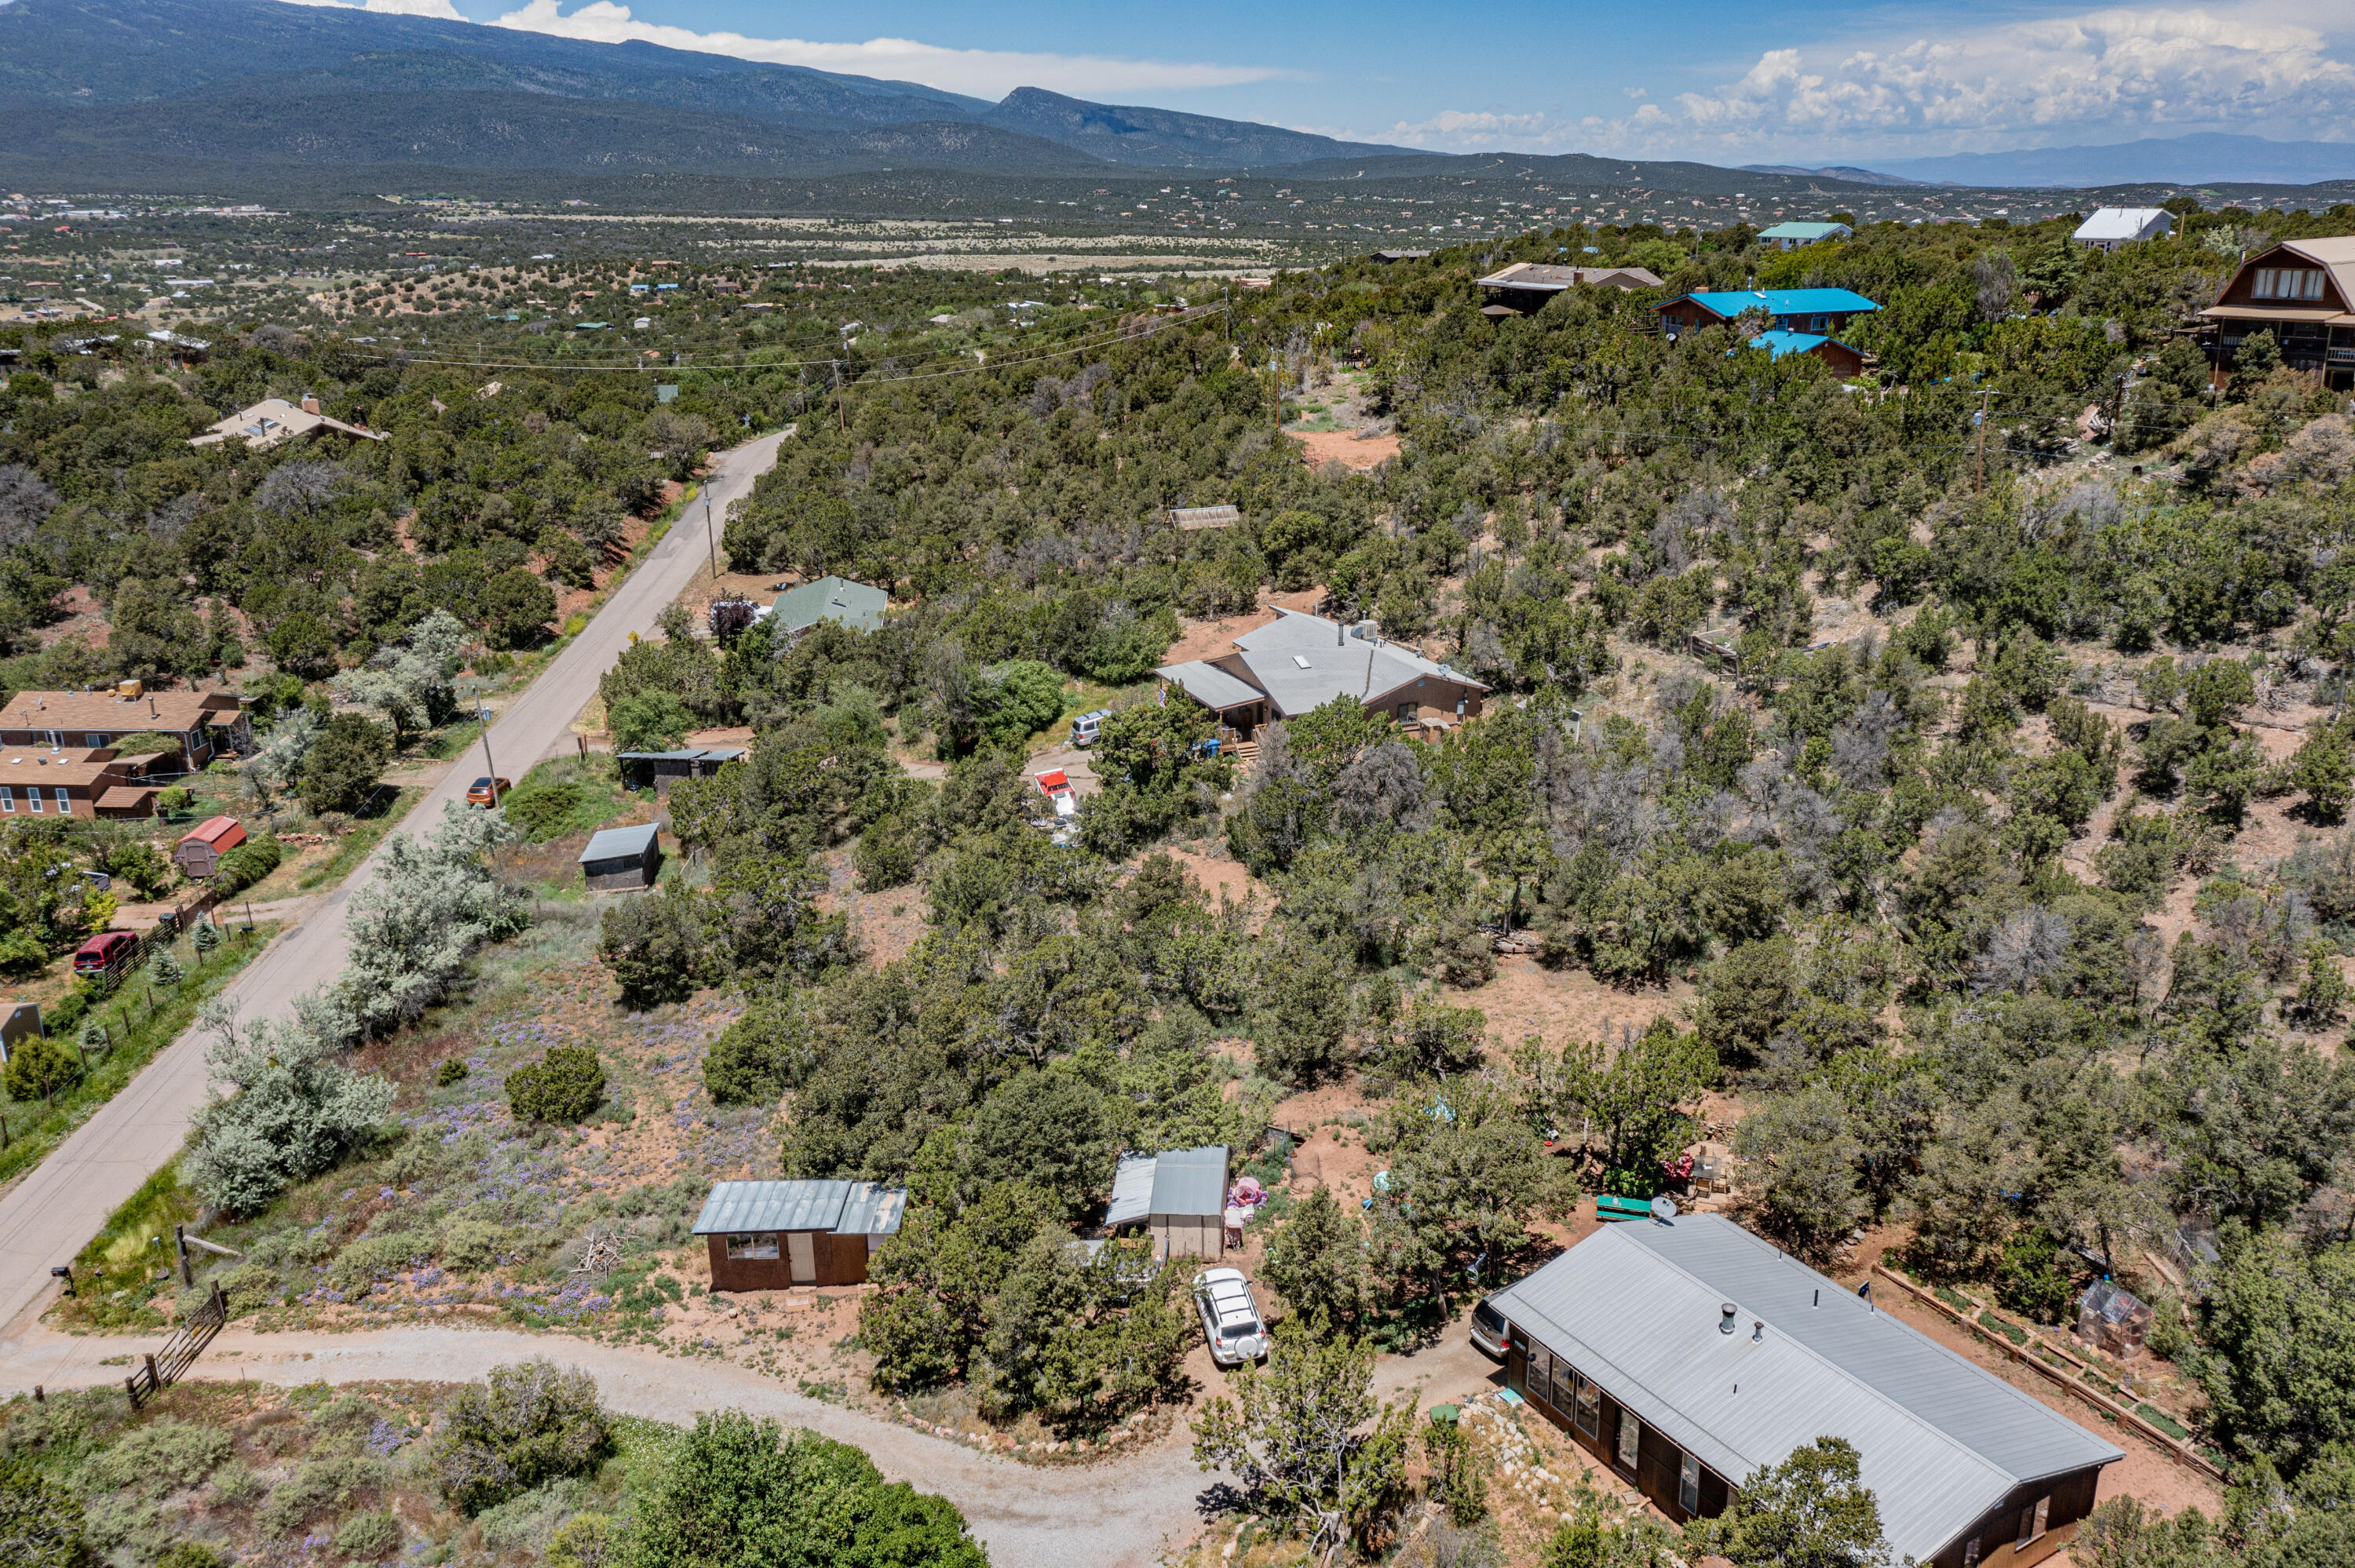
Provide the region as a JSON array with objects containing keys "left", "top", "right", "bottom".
[
  {"left": 1740, "top": 164, "right": 1926, "bottom": 188},
  {"left": 0, "top": 0, "right": 1411, "bottom": 170},
  {"left": 1865, "top": 133, "right": 2355, "bottom": 189}
]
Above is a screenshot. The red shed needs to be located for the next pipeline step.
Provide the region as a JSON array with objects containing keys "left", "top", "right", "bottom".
[{"left": 176, "top": 815, "right": 246, "bottom": 879}]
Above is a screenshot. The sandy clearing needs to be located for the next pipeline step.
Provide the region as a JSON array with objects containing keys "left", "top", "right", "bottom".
[{"left": 1290, "top": 429, "right": 1400, "bottom": 471}]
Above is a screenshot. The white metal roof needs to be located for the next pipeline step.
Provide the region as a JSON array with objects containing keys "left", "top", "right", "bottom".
[
  {"left": 1155, "top": 660, "right": 1266, "bottom": 712},
  {"left": 1489, "top": 1216, "right": 2120, "bottom": 1563},
  {"left": 2072, "top": 208, "right": 2172, "bottom": 243},
  {"left": 1106, "top": 1153, "right": 1159, "bottom": 1226}
]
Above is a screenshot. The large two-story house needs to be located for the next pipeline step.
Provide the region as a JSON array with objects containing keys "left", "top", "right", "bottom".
[
  {"left": 0, "top": 687, "right": 250, "bottom": 766},
  {"left": 2196, "top": 235, "right": 2355, "bottom": 390}
]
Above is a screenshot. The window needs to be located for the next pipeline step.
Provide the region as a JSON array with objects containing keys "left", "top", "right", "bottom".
[
  {"left": 1962, "top": 1537, "right": 1981, "bottom": 1568},
  {"left": 53, "top": 788, "right": 69, "bottom": 812},
  {"left": 724, "top": 1233, "right": 779, "bottom": 1260},
  {"left": 1616, "top": 1409, "right": 1641, "bottom": 1471},
  {"left": 2254, "top": 268, "right": 2325, "bottom": 301},
  {"left": 1575, "top": 1376, "right": 1601, "bottom": 1437},
  {"left": 42, "top": 731, "right": 59, "bottom": 748},
  {"left": 1679, "top": 1453, "right": 1701, "bottom": 1514},
  {"left": 2255, "top": 268, "right": 2280, "bottom": 297},
  {"left": 0, "top": 787, "right": 13, "bottom": 812},
  {"left": 2019, "top": 1497, "right": 2050, "bottom": 1546},
  {"left": 27, "top": 791, "right": 42, "bottom": 814},
  {"left": 84, "top": 733, "right": 105, "bottom": 749},
  {"left": 1397, "top": 701, "right": 1418, "bottom": 722}
]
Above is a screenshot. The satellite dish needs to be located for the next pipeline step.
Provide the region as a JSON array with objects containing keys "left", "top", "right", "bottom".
[{"left": 1650, "top": 1196, "right": 1678, "bottom": 1223}]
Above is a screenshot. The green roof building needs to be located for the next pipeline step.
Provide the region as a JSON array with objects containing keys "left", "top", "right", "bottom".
[{"left": 766, "top": 575, "right": 888, "bottom": 636}]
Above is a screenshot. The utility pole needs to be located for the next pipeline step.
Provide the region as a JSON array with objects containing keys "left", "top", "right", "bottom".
[
  {"left": 476, "top": 691, "right": 502, "bottom": 805},
  {"left": 703, "top": 484, "right": 717, "bottom": 580},
  {"left": 834, "top": 361, "right": 846, "bottom": 434},
  {"left": 1974, "top": 390, "right": 1991, "bottom": 494}
]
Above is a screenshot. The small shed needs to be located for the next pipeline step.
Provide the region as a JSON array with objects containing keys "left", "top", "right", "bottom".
[
  {"left": 694, "top": 1179, "right": 909, "bottom": 1290},
  {"left": 1170, "top": 505, "right": 1240, "bottom": 531},
  {"left": 0, "top": 1001, "right": 40, "bottom": 1064},
  {"left": 1106, "top": 1145, "right": 1229, "bottom": 1259},
  {"left": 615, "top": 748, "right": 744, "bottom": 797},
  {"left": 175, "top": 816, "right": 246, "bottom": 879},
  {"left": 578, "top": 823, "right": 662, "bottom": 892}
]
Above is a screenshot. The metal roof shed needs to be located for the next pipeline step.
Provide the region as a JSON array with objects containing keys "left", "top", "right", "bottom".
[
  {"left": 1488, "top": 1215, "right": 2120, "bottom": 1568},
  {"left": 770, "top": 575, "right": 887, "bottom": 636},
  {"left": 693, "top": 1179, "right": 907, "bottom": 1290},
  {"left": 1148, "top": 1146, "right": 1229, "bottom": 1260},
  {"left": 578, "top": 822, "right": 661, "bottom": 892}
]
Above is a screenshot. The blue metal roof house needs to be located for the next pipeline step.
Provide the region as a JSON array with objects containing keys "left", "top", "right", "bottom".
[
  {"left": 1756, "top": 221, "right": 1853, "bottom": 250},
  {"left": 1743, "top": 329, "right": 1870, "bottom": 377},
  {"left": 1659, "top": 288, "right": 1879, "bottom": 341}
]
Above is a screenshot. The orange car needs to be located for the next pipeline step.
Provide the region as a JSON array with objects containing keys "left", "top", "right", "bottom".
[{"left": 466, "top": 776, "right": 512, "bottom": 806}]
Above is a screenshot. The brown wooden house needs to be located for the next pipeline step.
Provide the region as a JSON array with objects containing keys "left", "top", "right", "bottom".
[
  {"left": 0, "top": 687, "right": 249, "bottom": 765},
  {"left": 0, "top": 746, "right": 165, "bottom": 819},
  {"left": 2195, "top": 235, "right": 2355, "bottom": 389},
  {"left": 1487, "top": 1216, "right": 2119, "bottom": 1568},
  {"left": 694, "top": 1180, "right": 908, "bottom": 1292}
]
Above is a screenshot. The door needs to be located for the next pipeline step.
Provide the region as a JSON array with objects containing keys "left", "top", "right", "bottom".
[
  {"left": 1617, "top": 1408, "right": 1641, "bottom": 1471},
  {"left": 787, "top": 1232, "right": 817, "bottom": 1284}
]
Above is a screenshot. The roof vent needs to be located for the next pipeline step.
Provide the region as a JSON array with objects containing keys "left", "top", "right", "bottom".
[
  {"left": 1752, "top": 1320, "right": 1765, "bottom": 1342},
  {"left": 1719, "top": 1303, "right": 1736, "bottom": 1334}
]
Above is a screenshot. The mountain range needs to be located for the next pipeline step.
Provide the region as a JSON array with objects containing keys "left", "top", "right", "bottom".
[
  {"left": 1765, "top": 135, "right": 2354, "bottom": 191},
  {"left": 0, "top": 0, "right": 1406, "bottom": 174},
  {"left": 2, "top": 0, "right": 2350, "bottom": 199}
]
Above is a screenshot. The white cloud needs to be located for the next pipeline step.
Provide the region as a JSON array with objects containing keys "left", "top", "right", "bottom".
[
  {"left": 1326, "top": 4, "right": 2355, "bottom": 160},
  {"left": 480, "top": 0, "right": 1291, "bottom": 100}
]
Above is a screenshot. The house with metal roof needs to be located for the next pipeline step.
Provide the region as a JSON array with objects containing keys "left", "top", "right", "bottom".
[
  {"left": 1756, "top": 221, "right": 1853, "bottom": 251},
  {"left": 1742, "top": 329, "right": 1870, "bottom": 378},
  {"left": 694, "top": 1179, "right": 908, "bottom": 1290},
  {"left": 1474, "top": 261, "right": 1666, "bottom": 315},
  {"left": 1155, "top": 609, "right": 1489, "bottom": 742},
  {"left": 614, "top": 747, "right": 744, "bottom": 797},
  {"left": 1487, "top": 1215, "right": 2120, "bottom": 1568},
  {"left": 1656, "top": 288, "right": 1880, "bottom": 342},
  {"left": 577, "top": 822, "right": 661, "bottom": 892},
  {"left": 2194, "top": 233, "right": 2355, "bottom": 390},
  {"left": 2072, "top": 208, "right": 2173, "bottom": 251},
  {"left": 763, "top": 575, "right": 888, "bottom": 636},
  {"left": 1105, "top": 1146, "right": 1229, "bottom": 1259}
]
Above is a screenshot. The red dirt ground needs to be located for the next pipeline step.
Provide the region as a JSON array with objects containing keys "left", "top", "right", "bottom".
[{"left": 1290, "top": 429, "right": 1400, "bottom": 471}]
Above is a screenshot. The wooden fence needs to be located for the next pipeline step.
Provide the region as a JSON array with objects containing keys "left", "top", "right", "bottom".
[
  {"left": 125, "top": 1280, "right": 227, "bottom": 1409},
  {"left": 1871, "top": 1265, "right": 2226, "bottom": 1482}
]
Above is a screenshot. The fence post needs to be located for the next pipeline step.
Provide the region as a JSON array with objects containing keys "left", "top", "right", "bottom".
[
  {"left": 144, "top": 1352, "right": 159, "bottom": 1388},
  {"left": 176, "top": 1224, "right": 192, "bottom": 1289}
]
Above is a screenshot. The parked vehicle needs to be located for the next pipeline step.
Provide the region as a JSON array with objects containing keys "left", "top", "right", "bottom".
[
  {"left": 1470, "top": 1295, "right": 1510, "bottom": 1358},
  {"left": 1192, "top": 1267, "right": 1267, "bottom": 1367},
  {"left": 466, "top": 776, "right": 513, "bottom": 806},
  {"left": 1069, "top": 709, "right": 1112, "bottom": 748},
  {"left": 73, "top": 931, "right": 137, "bottom": 976}
]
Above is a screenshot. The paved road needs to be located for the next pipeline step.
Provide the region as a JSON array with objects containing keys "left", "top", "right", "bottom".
[
  {"left": 0, "top": 1316, "right": 1502, "bottom": 1568},
  {"left": 0, "top": 431, "right": 789, "bottom": 1334}
]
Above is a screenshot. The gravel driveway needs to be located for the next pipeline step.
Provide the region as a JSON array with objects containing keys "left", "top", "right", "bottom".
[{"left": 0, "top": 1315, "right": 1506, "bottom": 1568}]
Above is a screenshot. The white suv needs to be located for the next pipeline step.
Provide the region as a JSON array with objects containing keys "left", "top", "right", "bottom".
[{"left": 1192, "top": 1267, "right": 1268, "bottom": 1366}]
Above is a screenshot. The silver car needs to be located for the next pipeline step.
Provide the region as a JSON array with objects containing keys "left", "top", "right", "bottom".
[
  {"left": 1470, "top": 1296, "right": 1510, "bottom": 1359},
  {"left": 1193, "top": 1267, "right": 1268, "bottom": 1366}
]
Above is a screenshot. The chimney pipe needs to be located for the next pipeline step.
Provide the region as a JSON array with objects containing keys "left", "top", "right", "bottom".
[
  {"left": 1719, "top": 1303, "right": 1736, "bottom": 1334},
  {"left": 1752, "top": 1320, "right": 1764, "bottom": 1342}
]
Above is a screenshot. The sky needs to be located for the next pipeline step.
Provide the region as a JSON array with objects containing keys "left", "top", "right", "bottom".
[{"left": 286, "top": 0, "right": 2355, "bottom": 166}]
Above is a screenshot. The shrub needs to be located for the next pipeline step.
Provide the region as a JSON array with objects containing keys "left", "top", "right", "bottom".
[
  {"left": 439, "top": 1216, "right": 510, "bottom": 1272},
  {"left": 429, "top": 1360, "right": 612, "bottom": 1516},
  {"left": 298, "top": 713, "right": 392, "bottom": 815},
  {"left": 546, "top": 1511, "right": 616, "bottom": 1568},
  {"left": 508, "top": 1046, "right": 606, "bottom": 1124},
  {"left": 213, "top": 834, "right": 285, "bottom": 895},
  {"left": 608, "top": 690, "right": 696, "bottom": 753},
  {"left": 597, "top": 882, "right": 708, "bottom": 1006},
  {"left": 502, "top": 779, "right": 586, "bottom": 840},
  {"left": 76, "top": 1417, "right": 232, "bottom": 1497},
  {"left": 156, "top": 786, "right": 193, "bottom": 812},
  {"left": 436, "top": 1057, "right": 470, "bottom": 1086},
  {"left": 184, "top": 1008, "right": 395, "bottom": 1216},
  {"left": 326, "top": 1231, "right": 433, "bottom": 1293},
  {"left": 257, "top": 1455, "right": 385, "bottom": 1533},
  {"left": 335, "top": 1511, "right": 403, "bottom": 1559},
  {"left": 192, "top": 919, "right": 220, "bottom": 954},
  {"left": 2, "top": 1035, "right": 81, "bottom": 1102},
  {"left": 155, "top": 1546, "right": 230, "bottom": 1568}
]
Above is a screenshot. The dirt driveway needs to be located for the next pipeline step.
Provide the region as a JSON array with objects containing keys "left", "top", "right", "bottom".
[{"left": 0, "top": 1313, "right": 1506, "bottom": 1567}]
